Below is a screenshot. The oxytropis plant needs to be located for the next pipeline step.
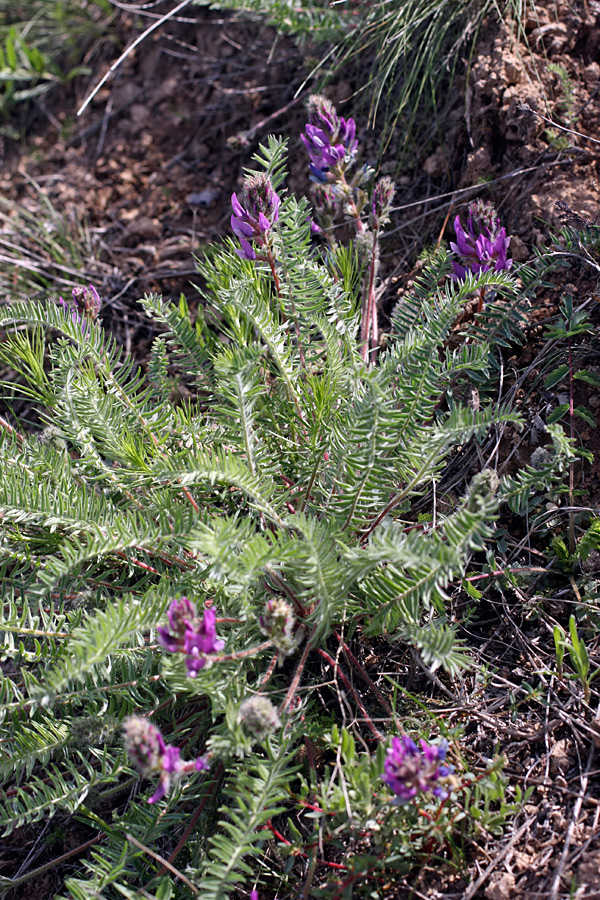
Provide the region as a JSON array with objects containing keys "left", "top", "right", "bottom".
[{"left": 0, "top": 114, "right": 575, "bottom": 899}]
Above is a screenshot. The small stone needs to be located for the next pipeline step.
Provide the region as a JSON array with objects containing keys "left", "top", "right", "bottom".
[
  {"left": 485, "top": 872, "right": 516, "bottom": 900},
  {"left": 423, "top": 148, "right": 446, "bottom": 179}
]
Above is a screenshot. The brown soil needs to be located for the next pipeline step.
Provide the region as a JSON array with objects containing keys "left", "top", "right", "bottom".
[{"left": 1, "top": 1, "right": 600, "bottom": 899}]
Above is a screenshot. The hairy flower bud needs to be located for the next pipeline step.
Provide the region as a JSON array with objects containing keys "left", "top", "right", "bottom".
[
  {"left": 71, "top": 715, "right": 118, "bottom": 749},
  {"left": 530, "top": 446, "right": 553, "bottom": 470},
  {"left": 123, "top": 715, "right": 166, "bottom": 777},
  {"left": 307, "top": 94, "right": 339, "bottom": 138},
  {"left": 371, "top": 176, "right": 395, "bottom": 228},
  {"left": 244, "top": 173, "right": 279, "bottom": 221},
  {"left": 465, "top": 469, "right": 499, "bottom": 513},
  {"left": 313, "top": 185, "right": 338, "bottom": 216},
  {"left": 259, "top": 598, "right": 297, "bottom": 655},
  {"left": 72, "top": 284, "right": 102, "bottom": 319},
  {"left": 239, "top": 695, "right": 281, "bottom": 741},
  {"left": 123, "top": 716, "right": 208, "bottom": 804}
]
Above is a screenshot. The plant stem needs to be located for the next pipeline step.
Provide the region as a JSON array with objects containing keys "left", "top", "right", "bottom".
[
  {"left": 361, "top": 224, "right": 380, "bottom": 365},
  {"left": 317, "top": 647, "right": 384, "bottom": 740},
  {"left": 279, "top": 627, "right": 316, "bottom": 713},
  {"left": 568, "top": 334, "right": 575, "bottom": 554}
]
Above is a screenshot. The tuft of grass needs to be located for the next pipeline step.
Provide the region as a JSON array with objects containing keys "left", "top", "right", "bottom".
[
  {"left": 0, "top": 1, "right": 112, "bottom": 132},
  {"left": 0, "top": 179, "right": 106, "bottom": 302}
]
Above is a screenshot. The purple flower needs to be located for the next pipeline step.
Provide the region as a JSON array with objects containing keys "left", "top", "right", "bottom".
[
  {"left": 159, "top": 598, "right": 225, "bottom": 677},
  {"left": 58, "top": 296, "right": 88, "bottom": 335},
  {"left": 450, "top": 200, "right": 512, "bottom": 281},
  {"left": 122, "top": 716, "right": 209, "bottom": 804},
  {"left": 302, "top": 95, "right": 358, "bottom": 184},
  {"left": 382, "top": 735, "right": 454, "bottom": 804},
  {"left": 72, "top": 284, "right": 102, "bottom": 319},
  {"left": 157, "top": 596, "right": 196, "bottom": 653},
  {"left": 231, "top": 173, "right": 280, "bottom": 260},
  {"left": 183, "top": 607, "right": 225, "bottom": 677}
]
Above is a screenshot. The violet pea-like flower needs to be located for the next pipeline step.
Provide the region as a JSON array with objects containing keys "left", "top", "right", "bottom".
[
  {"left": 122, "top": 715, "right": 209, "bottom": 804},
  {"left": 158, "top": 598, "right": 225, "bottom": 677},
  {"left": 450, "top": 201, "right": 512, "bottom": 281},
  {"left": 301, "top": 101, "right": 358, "bottom": 184},
  {"left": 183, "top": 607, "right": 225, "bottom": 677},
  {"left": 230, "top": 172, "right": 280, "bottom": 261},
  {"left": 302, "top": 125, "right": 346, "bottom": 169},
  {"left": 382, "top": 734, "right": 454, "bottom": 804}
]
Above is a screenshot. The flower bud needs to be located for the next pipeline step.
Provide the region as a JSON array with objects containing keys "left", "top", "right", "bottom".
[
  {"left": 307, "top": 94, "right": 339, "bottom": 139},
  {"left": 530, "top": 446, "right": 553, "bottom": 470},
  {"left": 239, "top": 695, "right": 281, "bottom": 741},
  {"left": 123, "top": 716, "right": 165, "bottom": 776},
  {"left": 259, "top": 598, "right": 297, "bottom": 655},
  {"left": 72, "top": 285, "right": 101, "bottom": 320},
  {"left": 465, "top": 469, "right": 499, "bottom": 513},
  {"left": 71, "top": 715, "right": 118, "bottom": 748},
  {"left": 371, "top": 176, "right": 395, "bottom": 228},
  {"left": 244, "top": 173, "right": 279, "bottom": 221}
]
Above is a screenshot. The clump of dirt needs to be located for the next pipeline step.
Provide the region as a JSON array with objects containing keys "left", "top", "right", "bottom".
[{"left": 460, "top": 0, "right": 600, "bottom": 251}]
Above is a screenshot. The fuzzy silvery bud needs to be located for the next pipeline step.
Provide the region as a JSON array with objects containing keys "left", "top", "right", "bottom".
[
  {"left": 123, "top": 716, "right": 165, "bottom": 777},
  {"left": 71, "top": 715, "right": 118, "bottom": 748},
  {"left": 244, "top": 173, "right": 279, "bottom": 221},
  {"left": 239, "top": 695, "right": 281, "bottom": 741},
  {"left": 259, "top": 598, "right": 297, "bottom": 655},
  {"left": 371, "top": 177, "right": 395, "bottom": 228},
  {"left": 465, "top": 469, "right": 499, "bottom": 513},
  {"left": 530, "top": 446, "right": 553, "bottom": 470}
]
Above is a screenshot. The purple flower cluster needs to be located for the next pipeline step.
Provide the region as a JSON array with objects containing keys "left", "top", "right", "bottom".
[
  {"left": 72, "top": 284, "right": 102, "bottom": 319},
  {"left": 450, "top": 200, "right": 512, "bottom": 281},
  {"left": 59, "top": 284, "right": 102, "bottom": 331},
  {"left": 123, "top": 715, "right": 209, "bottom": 804},
  {"left": 301, "top": 94, "right": 358, "bottom": 184},
  {"left": 158, "top": 597, "right": 225, "bottom": 677},
  {"left": 382, "top": 735, "right": 454, "bottom": 804},
  {"left": 231, "top": 172, "right": 280, "bottom": 261}
]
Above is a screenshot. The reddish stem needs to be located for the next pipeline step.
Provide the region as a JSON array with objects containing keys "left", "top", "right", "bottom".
[
  {"left": 334, "top": 632, "right": 396, "bottom": 721},
  {"left": 279, "top": 628, "right": 316, "bottom": 713},
  {"left": 317, "top": 648, "right": 384, "bottom": 741}
]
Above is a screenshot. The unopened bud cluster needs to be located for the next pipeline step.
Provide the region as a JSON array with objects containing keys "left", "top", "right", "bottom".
[
  {"left": 371, "top": 177, "right": 395, "bottom": 228},
  {"left": 239, "top": 695, "right": 281, "bottom": 741},
  {"left": 259, "top": 597, "right": 297, "bottom": 655}
]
